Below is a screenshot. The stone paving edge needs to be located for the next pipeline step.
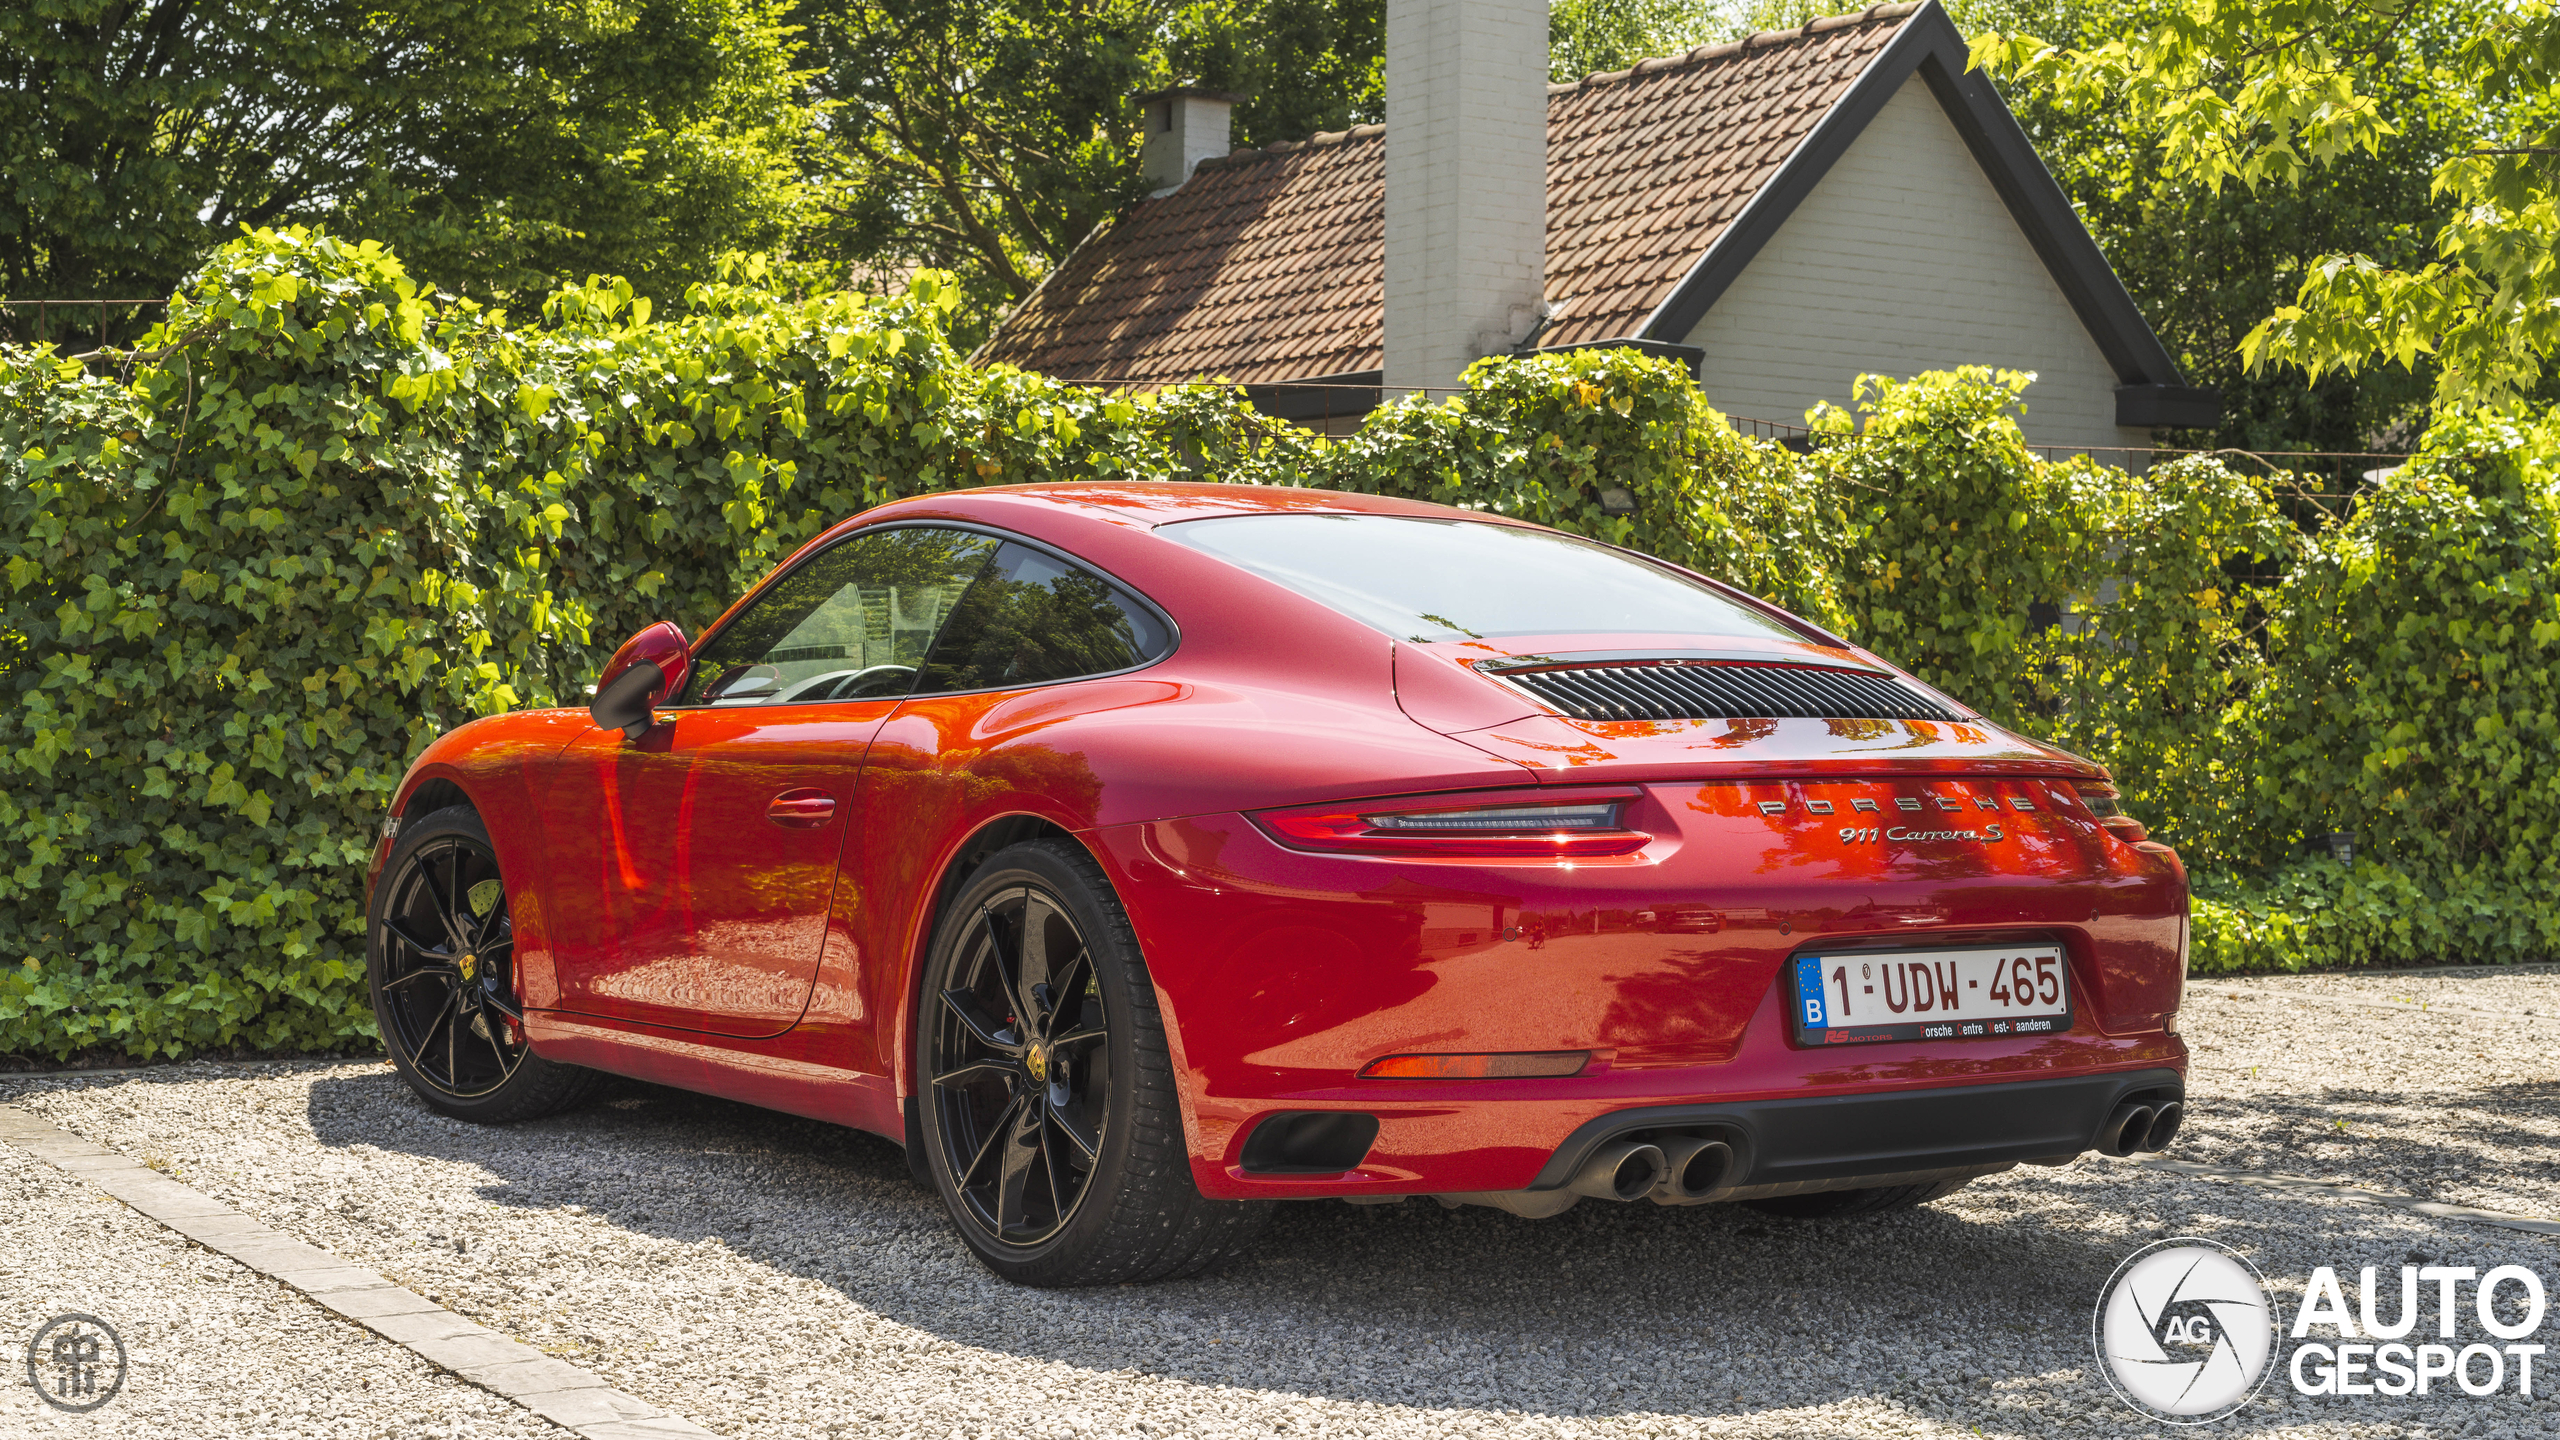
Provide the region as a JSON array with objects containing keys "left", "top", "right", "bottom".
[
  {"left": 2134, "top": 1155, "right": 2560, "bottom": 1236},
  {"left": 0, "top": 1101, "right": 717, "bottom": 1438}
]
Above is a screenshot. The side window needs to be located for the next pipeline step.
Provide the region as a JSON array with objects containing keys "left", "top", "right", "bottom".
[
  {"left": 680, "top": 527, "right": 999, "bottom": 705},
  {"left": 913, "top": 542, "right": 1173, "bottom": 695}
]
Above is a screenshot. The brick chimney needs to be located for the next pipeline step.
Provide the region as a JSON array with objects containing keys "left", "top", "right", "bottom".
[
  {"left": 1383, "top": 0, "right": 1549, "bottom": 394},
  {"left": 1137, "top": 86, "right": 1244, "bottom": 196}
]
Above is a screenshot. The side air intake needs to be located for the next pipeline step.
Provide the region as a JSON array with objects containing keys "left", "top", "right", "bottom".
[{"left": 1488, "top": 661, "right": 1963, "bottom": 724}]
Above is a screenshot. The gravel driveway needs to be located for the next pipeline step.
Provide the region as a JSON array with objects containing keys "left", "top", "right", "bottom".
[
  {"left": 0, "top": 1130, "right": 564, "bottom": 1439},
  {"left": 8, "top": 968, "right": 2560, "bottom": 1439}
]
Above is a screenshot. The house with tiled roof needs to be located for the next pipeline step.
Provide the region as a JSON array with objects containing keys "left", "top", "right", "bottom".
[{"left": 976, "top": 0, "right": 2214, "bottom": 453}]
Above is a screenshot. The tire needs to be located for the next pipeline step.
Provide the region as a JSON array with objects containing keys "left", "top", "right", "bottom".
[
  {"left": 368, "top": 806, "right": 607, "bottom": 1124},
  {"left": 1742, "top": 1175, "right": 1975, "bottom": 1219},
  {"left": 915, "top": 838, "right": 1271, "bottom": 1287}
]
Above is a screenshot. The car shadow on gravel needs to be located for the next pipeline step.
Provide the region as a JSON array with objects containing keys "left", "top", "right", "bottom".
[
  {"left": 2180, "top": 1085, "right": 2560, "bottom": 1200},
  {"left": 293, "top": 1069, "right": 2275, "bottom": 1433}
]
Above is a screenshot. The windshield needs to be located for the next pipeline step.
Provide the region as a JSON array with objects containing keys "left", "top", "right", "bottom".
[{"left": 1163, "top": 513, "right": 1811, "bottom": 644}]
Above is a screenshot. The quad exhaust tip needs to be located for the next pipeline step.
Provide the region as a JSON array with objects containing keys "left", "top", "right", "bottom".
[
  {"left": 1651, "top": 1135, "right": 1735, "bottom": 1205},
  {"left": 2098, "top": 1097, "right": 2182, "bottom": 1157},
  {"left": 2144, "top": 1100, "right": 2183, "bottom": 1152},
  {"left": 1567, "top": 1139, "right": 1668, "bottom": 1201}
]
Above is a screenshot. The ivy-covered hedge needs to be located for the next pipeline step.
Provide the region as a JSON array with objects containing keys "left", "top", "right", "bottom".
[
  {"left": 2, "top": 229, "right": 2553, "bottom": 1058},
  {"left": 0, "top": 234, "right": 1323, "bottom": 1060},
  {"left": 2185, "top": 417, "right": 2560, "bottom": 971}
]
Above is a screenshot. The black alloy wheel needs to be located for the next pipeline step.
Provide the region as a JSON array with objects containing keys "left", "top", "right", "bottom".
[
  {"left": 916, "top": 839, "right": 1271, "bottom": 1287},
  {"left": 928, "top": 882, "right": 1112, "bottom": 1246},
  {"left": 377, "top": 829, "right": 525, "bottom": 1097},
  {"left": 367, "top": 806, "right": 605, "bottom": 1123}
]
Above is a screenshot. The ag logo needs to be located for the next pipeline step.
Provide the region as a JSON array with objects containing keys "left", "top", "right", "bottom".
[
  {"left": 2095, "top": 1239, "right": 2277, "bottom": 1423},
  {"left": 2157, "top": 1297, "right": 2222, "bottom": 1348}
]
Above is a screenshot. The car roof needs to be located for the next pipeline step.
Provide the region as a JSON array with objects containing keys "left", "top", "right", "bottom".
[
  {"left": 854, "top": 481, "right": 1516, "bottom": 530},
  {"left": 692, "top": 483, "right": 1530, "bottom": 656}
]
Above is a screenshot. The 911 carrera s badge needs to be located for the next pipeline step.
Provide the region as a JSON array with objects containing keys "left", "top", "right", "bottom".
[{"left": 1843, "top": 824, "right": 2006, "bottom": 843}]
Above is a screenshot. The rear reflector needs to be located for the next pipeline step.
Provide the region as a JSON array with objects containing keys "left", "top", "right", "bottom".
[
  {"left": 1254, "top": 787, "right": 1648, "bottom": 858},
  {"left": 1361, "top": 1051, "right": 1590, "bottom": 1079}
]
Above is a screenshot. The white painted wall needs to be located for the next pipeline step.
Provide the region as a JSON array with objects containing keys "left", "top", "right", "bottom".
[
  {"left": 1683, "top": 75, "right": 2152, "bottom": 458},
  {"left": 1383, "top": 0, "right": 1548, "bottom": 395}
]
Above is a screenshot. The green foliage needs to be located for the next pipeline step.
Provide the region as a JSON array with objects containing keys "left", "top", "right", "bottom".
[
  {"left": 1816, "top": 369, "right": 2097, "bottom": 724},
  {"left": 1549, "top": 0, "right": 1723, "bottom": 81},
  {"left": 795, "top": 0, "right": 1390, "bottom": 347},
  {"left": 1999, "top": 37, "right": 2457, "bottom": 450},
  {"left": 0, "top": 0, "right": 816, "bottom": 319},
  {"left": 2192, "top": 859, "right": 2560, "bottom": 975},
  {"left": 2189, "top": 414, "right": 2560, "bottom": 967},
  {"left": 2222, "top": 416, "right": 2560, "bottom": 873},
  {"left": 1974, "top": 0, "right": 2560, "bottom": 415},
  {"left": 1162, "top": 0, "right": 1388, "bottom": 148},
  {"left": 3, "top": 230, "right": 2552, "bottom": 1058},
  {"left": 2056, "top": 452, "right": 2301, "bottom": 852},
  {"left": 1804, "top": 375, "right": 2559, "bottom": 970},
  {"left": 795, "top": 0, "right": 1166, "bottom": 331},
  {"left": 1812, "top": 369, "right": 2298, "bottom": 849},
  {"left": 0, "top": 228, "right": 1290, "bottom": 1060}
]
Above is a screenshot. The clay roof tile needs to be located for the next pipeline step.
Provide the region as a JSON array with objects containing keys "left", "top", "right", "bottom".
[{"left": 977, "top": 3, "right": 1914, "bottom": 384}]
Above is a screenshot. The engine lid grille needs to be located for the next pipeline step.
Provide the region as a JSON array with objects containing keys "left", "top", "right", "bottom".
[{"left": 1488, "top": 661, "right": 1962, "bottom": 723}]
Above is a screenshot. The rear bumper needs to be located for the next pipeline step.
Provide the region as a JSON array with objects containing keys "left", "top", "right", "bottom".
[
  {"left": 1088, "top": 796, "right": 2189, "bottom": 1201},
  {"left": 1177, "top": 981, "right": 2186, "bottom": 1198},
  {"left": 1525, "top": 1067, "right": 2181, "bottom": 1194}
]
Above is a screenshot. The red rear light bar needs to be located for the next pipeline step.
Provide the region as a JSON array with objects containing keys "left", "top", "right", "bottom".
[
  {"left": 1362, "top": 1051, "right": 1591, "bottom": 1079},
  {"left": 1253, "top": 787, "right": 1649, "bottom": 859}
]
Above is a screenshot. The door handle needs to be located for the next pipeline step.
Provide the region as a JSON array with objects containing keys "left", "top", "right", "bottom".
[{"left": 766, "top": 789, "right": 838, "bottom": 829}]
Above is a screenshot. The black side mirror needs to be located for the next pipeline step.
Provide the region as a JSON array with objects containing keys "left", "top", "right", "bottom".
[
  {"left": 590, "top": 660, "right": 664, "bottom": 741},
  {"left": 589, "top": 622, "right": 691, "bottom": 740}
]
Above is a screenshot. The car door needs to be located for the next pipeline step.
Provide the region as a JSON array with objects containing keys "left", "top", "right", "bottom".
[
  {"left": 537, "top": 525, "right": 1001, "bottom": 1036},
  {"left": 853, "top": 539, "right": 1179, "bottom": 1036}
]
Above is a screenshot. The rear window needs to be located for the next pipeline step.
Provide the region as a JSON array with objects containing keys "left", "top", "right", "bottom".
[{"left": 1162, "top": 513, "right": 1809, "bottom": 643}]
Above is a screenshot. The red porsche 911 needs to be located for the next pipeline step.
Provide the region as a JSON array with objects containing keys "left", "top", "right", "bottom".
[{"left": 366, "top": 482, "right": 2188, "bottom": 1287}]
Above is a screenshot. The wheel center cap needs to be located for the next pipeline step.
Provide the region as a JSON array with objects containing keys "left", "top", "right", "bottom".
[
  {"left": 1026, "top": 1045, "right": 1048, "bottom": 1082},
  {"left": 459, "top": 953, "right": 478, "bottom": 982}
]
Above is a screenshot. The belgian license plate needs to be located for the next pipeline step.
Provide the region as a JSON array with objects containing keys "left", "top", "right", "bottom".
[{"left": 1790, "top": 945, "right": 2071, "bottom": 1045}]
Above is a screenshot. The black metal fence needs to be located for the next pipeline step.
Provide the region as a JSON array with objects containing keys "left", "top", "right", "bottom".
[
  {"left": 0, "top": 298, "right": 169, "bottom": 355},
  {"left": 1722, "top": 412, "right": 2404, "bottom": 532}
]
